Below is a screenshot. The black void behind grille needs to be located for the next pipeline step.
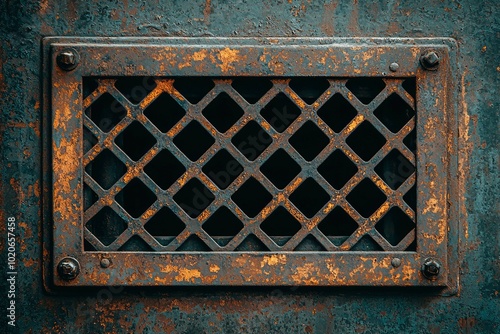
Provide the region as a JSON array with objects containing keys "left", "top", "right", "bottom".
[{"left": 82, "top": 76, "right": 416, "bottom": 252}]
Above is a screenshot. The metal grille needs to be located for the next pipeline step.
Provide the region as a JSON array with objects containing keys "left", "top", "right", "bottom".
[{"left": 83, "top": 76, "right": 416, "bottom": 252}]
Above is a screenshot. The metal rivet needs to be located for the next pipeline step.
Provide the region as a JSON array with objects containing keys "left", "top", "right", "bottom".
[
  {"left": 57, "top": 48, "right": 79, "bottom": 71},
  {"left": 391, "top": 258, "right": 401, "bottom": 268},
  {"left": 100, "top": 258, "right": 111, "bottom": 268},
  {"left": 420, "top": 51, "right": 440, "bottom": 70},
  {"left": 57, "top": 257, "right": 80, "bottom": 280},
  {"left": 389, "top": 62, "right": 399, "bottom": 72},
  {"left": 421, "top": 258, "right": 441, "bottom": 280}
]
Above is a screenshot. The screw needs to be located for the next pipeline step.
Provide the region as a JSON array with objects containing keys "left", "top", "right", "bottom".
[
  {"left": 421, "top": 258, "right": 441, "bottom": 280},
  {"left": 100, "top": 258, "right": 111, "bottom": 268},
  {"left": 389, "top": 62, "right": 399, "bottom": 72},
  {"left": 57, "top": 49, "right": 79, "bottom": 71},
  {"left": 420, "top": 51, "right": 440, "bottom": 70},
  {"left": 57, "top": 257, "right": 80, "bottom": 280},
  {"left": 391, "top": 258, "right": 401, "bottom": 268}
]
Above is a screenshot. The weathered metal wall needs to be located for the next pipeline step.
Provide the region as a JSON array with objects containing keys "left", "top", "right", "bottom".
[{"left": 0, "top": 1, "right": 498, "bottom": 333}]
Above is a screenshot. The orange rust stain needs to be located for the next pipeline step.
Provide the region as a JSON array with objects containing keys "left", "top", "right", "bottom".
[
  {"left": 209, "top": 264, "right": 220, "bottom": 273},
  {"left": 216, "top": 48, "right": 241, "bottom": 73},
  {"left": 291, "top": 263, "right": 320, "bottom": 285},
  {"left": 260, "top": 254, "right": 286, "bottom": 268},
  {"left": 176, "top": 268, "right": 202, "bottom": 282}
]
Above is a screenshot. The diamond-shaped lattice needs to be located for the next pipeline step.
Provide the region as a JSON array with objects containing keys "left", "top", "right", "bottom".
[
  {"left": 203, "top": 92, "right": 244, "bottom": 133},
  {"left": 261, "top": 93, "right": 301, "bottom": 133},
  {"left": 232, "top": 177, "right": 272, "bottom": 218},
  {"left": 290, "top": 178, "right": 330, "bottom": 218},
  {"left": 318, "top": 93, "right": 357, "bottom": 133},
  {"left": 374, "top": 93, "right": 415, "bottom": 133},
  {"left": 346, "top": 121, "right": 386, "bottom": 161},
  {"left": 289, "top": 121, "right": 329, "bottom": 162},
  {"left": 318, "top": 206, "right": 359, "bottom": 246},
  {"left": 318, "top": 150, "right": 358, "bottom": 190},
  {"left": 174, "top": 178, "right": 215, "bottom": 218},
  {"left": 203, "top": 206, "right": 244, "bottom": 246},
  {"left": 232, "top": 121, "right": 272, "bottom": 161},
  {"left": 144, "top": 207, "right": 186, "bottom": 246},
  {"left": 346, "top": 179, "right": 387, "bottom": 218},
  {"left": 144, "top": 150, "right": 186, "bottom": 190},
  {"left": 144, "top": 93, "right": 186, "bottom": 133},
  {"left": 203, "top": 149, "right": 243, "bottom": 189},
  {"left": 261, "top": 206, "right": 302, "bottom": 246}
]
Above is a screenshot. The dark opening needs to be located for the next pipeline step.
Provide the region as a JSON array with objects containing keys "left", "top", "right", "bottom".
[
  {"left": 346, "top": 178, "right": 387, "bottom": 218},
  {"left": 289, "top": 121, "right": 330, "bottom": 161},
  {"left": 144, "top": 93, "right": 186, "bottom": 133},
  {"left": 202, "top": 149, "right": 243, "bottom": 189},
  {"left": 144, "top": 207, "right": 186, "bottom": 246},
  {"left": 85, "top": 206, "right": 127, "bottom": 246},
  {"left": 318, "top": 206, "right": 359, "bottom": 246},
  {"left": 375, "top": 149, "right": 415, "bottom": 190},
  {"left": 173, "top": 178, "right": 215, "bottom": 218},
  {"left": 115, "top": 121, "right": 157, "bottom": 161},
  {"left": 260, "top": 93, "right": 301, "bottom": 133},
  {"left": 177, "top": 235, "right": 211, "bottom": 251},
  {"left": 374, "top": 93, "right": 415, "bottom": 133},
  {"left": 260, "top": 206, "right": 302, "bottom": 246},
  {"left": 231, "top": 177, "right": 272, "bottom": 218},
  {"left": 144, "top": 150, "right": 186, "bottom": 190},
  {"left": 345, "top": 77, "right": 386, "bottom": 104},
  {"left": 203, "top": 206, "right": 244, "bottom": 246},
  {"left": 83, "top": 77, "right": 98, "bottom": 99},
  {"left": 173, "top": 120, "right": 215, "bottom": 161},
  {"left": 293, "top": 235, "right": 326, "bottom": 251},
  {"left": 235, "top": 234, "right": 269, "bottom": 251},
  {"left": 231, "top": 120, "right": 272, "bottom": 161},
  {"left": 115, "top": 76, "right": 157, "bottom": 104},
  {"left": 83, "top": 126, "right": 98, "bottom": 153},
  {"left": 118, "top": 235, "right": 153, "bottom": 251},
  {"left": 85, "top": 93, "right": 126, "bottom": 133},
  {"left": 402, "top": 77, "right": 416, "bottom": 99},
  {"left": 375, "top": 207, "right": 415, "bottom": 246},
  {"left": 260, "top": 149, "right": 301, "bottom": 189},
  {"left": 203, "top": 92, "right": 244, "bottom": 133},
  {"left": 232, "top": 77, "right": 273, "bottom": 104},
  {"left": 350, "top": 235, "right": 383, "bottom": 251},
  {"left": 318, "top": 150, "right": 358, "bottom": 190},
  {"left": 317, "top": 93, "right": 358, "bottom": 133},
  {"left": 289, "top": 77, "right": 329, "bottom": 104},
  {"left": 173, "top": 77, "right": 215, "bottom": 104},
  {"left": 289, "top": 178, "right": 330, "bottom": 218},
  {"left": 83, "top": 184, "right": 98, "bottom": 212},
  {"left": 404, "top": 128, "right": 417, "bottom": 153},
  {"left": 403, "top": 185, "right": 417, "bottom": 211},
  {"left": 346, "top": 121, "right": 386, "bottom": 161},
  {"left": 116, "top": 178, "right": 157, "bottom": 218},
  {"left": 85, "top": 149, "right": 126, "bottom": 190}
]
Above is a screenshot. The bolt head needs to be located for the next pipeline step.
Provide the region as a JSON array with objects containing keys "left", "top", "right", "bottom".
[
  {"left": 57, "top": 257, "right": 80, "bottom": 280},
  {"left": 421, "top": 258, "right": 441, "bottom": 280},
  {"left": 100, "top": 258, "right": 111, "bottom": 268},
  {"left": 420, "top": 51, "right": 440, "bottom": 70},
  {"left": 57, "top": 48, "right": 79, "bottom": 71},
  {"left": 391, "top": 257, "right": 402, "bottom": 268},
  {"left": 389, "top": 62, "right": 399, "bottom": 72}
]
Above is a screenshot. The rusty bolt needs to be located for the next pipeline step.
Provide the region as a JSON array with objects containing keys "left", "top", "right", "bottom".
[
  {"left": 57, "top": 257, "right": 80, "bottom": 280},
  {"left": 391, "top": 258, "right": 401, "bottom": 268},
  {"left": 421, "top": 258, "right": 441, "bottom": 280},
  {"left": 389, "top": 62, "right": 399, "bottom": 72},
  {"left": 57, "top": 49, "right": 79, "bottom": 71},
  {"left": 100, "top": 258, "right": 111, "bottom": 268},
  {"left": 420, "top": 51, "right": 440, "bottom": 70}
]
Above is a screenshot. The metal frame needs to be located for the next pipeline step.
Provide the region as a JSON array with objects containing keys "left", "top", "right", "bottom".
[{"left": 45, "top": 37, "right": 457, "bottom": 287}]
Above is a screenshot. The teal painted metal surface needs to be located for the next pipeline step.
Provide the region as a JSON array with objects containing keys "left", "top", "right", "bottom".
[{"left": 0, "top": 1, "right": 499, "bottom": 333}]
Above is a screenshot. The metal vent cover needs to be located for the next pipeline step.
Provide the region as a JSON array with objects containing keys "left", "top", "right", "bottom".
[{"left": 45, "top": 38, "right": 458, "bottom": 287}]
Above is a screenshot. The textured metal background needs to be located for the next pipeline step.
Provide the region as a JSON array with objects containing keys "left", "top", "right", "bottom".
[{"left": 1, "top": 0, "right": 499, "bottom": 332}]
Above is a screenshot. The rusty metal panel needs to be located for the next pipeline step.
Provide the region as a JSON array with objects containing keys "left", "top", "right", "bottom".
[{"left": 47, "top": 38, "right": 457, "bottom": 287}]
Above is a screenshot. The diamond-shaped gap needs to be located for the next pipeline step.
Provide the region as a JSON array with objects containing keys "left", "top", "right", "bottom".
[
  {"left": 83, "top": 184, "right": 98, "bottom": 212},
  {"left": 318, "top": 206, "right": 359, "bottom": 246},
  {"left": 173, "top": 120, "right": 215, "bottom": 161},
  {"left": 350, "top": 235, "right": 383, "bottom": 251},
  {"left": 289, "top": 121, "right": 329, "bottom": 162},
  {"left": 202, "top": 92, "right": 244, "bottom": 133},
  {"left": 375, "top": 149, "right": 415, "bottom": 190},
  {"left": 346, "top": 121, "right": 386, "bottom": 161},
  {"left": 85, "top": 206, "right": 127, "bottom": 246},
  {"left": 173, "top": 178, "right": 215, "bottom": 218},
  {"left": 144, "top": 150, "right": 186, "bottom": 190},
  {"left": 318, "top": 93, "right": 358, "bottom": 133},
  {"left": 115, "top": 178, "right": 157, "bottom": 218},
  {"left": 144, "top": 93, "right": 186, "bottom": 133},
  {"left": 404, "top": 185, "right": 417, "bottom": 211},
  {"left": 318, "top": 150, "right": 358, "bottom": 190},
  {"left": 374, "top": 93, "right": 415, "bottom": 133},
  {"left": 231, "top": 77, "right": 273, "bottom": 104},
  {"left": 83, "top": 126, "right": 98, "bottom": 153},
  {"left": 202, "top": 206, "right": 244, "bottom": 247},
  {"left": 202, "top": 149, "right": 243, "bottom": 189},
  {"left": 260, "top": 206, "right": 302, "bottom": 246},
  {"left": 144, "top": 207, "right": 186, "bottom": 246},
  {"left": 293, "top": 234, "right": 326, "bottom": 251},
  {"left": 402, "top": 77, "right": 416, "bottom": 99},
  {"left": 177, "top": 234, "right": 211, "bottom": 251},
  {"left": 85, "top": 93, "right": 126, "bottom": 132},
  {"left": 345, "top": 77, "right": 386, "bottom": 104},
  {"left": 346, "top": 178, "right": 387, "bottom": 218},
  {"left": 404, "top": 128, "right": 416, "bottom": 153},
  {"left": 234, "top": 234, "right": 269, "bottom": 251},
  {"left": 375, "top": 207, "right": 415, "bottom": 246},
  {"left": 83, "top": 77, "right": 99, "bottom": 99},
  {"left": 84, "top": 240, "right": 97, "bottom": 251},
  {"left": 231, "top": 120, "right": 272, "bottom": 161},
  {"left": 289, "top": 178, "right": 330, "bottom": 218},
  {"left": 85, "top": 149, "right": 126, "bottom": 190},
  {"left": 115, "top": 76, "right": 157, "bottom": 104},
  {"left": 260, "top": 93, "right": 301, "bottom": 133},
  {"left": 260, "top": 149, "right": 301, "bottom": 189},
  {"left": 115, "top": 121, "right": 157, "bottom": 161},
  {"left": 231, "top": 177, "right": 272, "bottom": 218},
  {"left": 289, "top": 77, "right": 329, "bottom": 104},
  {"left": 118, "top": 235, "right": 154, "bottom": 251},
  {"left": 173, "top": 77, "right": 215, "bottom": 104}
]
